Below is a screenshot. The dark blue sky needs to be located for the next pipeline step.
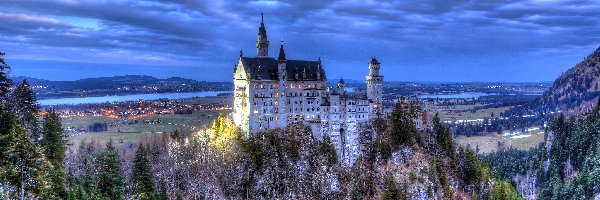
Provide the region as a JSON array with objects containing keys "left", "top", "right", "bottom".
[{"left": 0, "top": 0, "right": 599, "bottom": 82}]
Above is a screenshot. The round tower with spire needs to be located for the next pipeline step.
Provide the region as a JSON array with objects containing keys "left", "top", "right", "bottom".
[{"left": 256, "top": 13, "right": 269, "bottom": 57}]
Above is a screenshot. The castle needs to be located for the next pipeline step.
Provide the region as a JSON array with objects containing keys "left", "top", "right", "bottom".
[{"left": 232, "top": 15, "right": 383, "bottom": 166}]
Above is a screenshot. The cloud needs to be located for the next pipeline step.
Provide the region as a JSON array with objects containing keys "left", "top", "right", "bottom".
[{"left": 0, "top": 0, "right": 599, "bottom": 82}]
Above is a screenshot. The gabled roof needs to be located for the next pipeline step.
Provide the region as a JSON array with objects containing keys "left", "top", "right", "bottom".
[{"left": 238, "top": 57, "right": 326, "bottom": 81}]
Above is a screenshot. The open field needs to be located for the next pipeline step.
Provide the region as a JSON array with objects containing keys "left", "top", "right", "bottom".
[
  {"left": 65, "top": 109, "right": 229, "bottom": 145},
  {"left": 456, "top": 132, "right": 545, "bottom": 154},
  {"left": 431, "top": 105, "right": 511, "bottom": 122},
  {"left": 511, "top": 133, "right": 545, "bottom": 150}
]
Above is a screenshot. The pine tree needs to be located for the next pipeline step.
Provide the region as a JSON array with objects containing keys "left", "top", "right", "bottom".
[
  {"left": 488, "top": 180, "right": 522, "bottom": 200},
  {"left": 132, "top": 145, "right": 155, "bottom": 199},
  {"left": 433, "top": 113, "right": 454, "bottom": 156},
  {"left": 40, "top": 109, "right": 67, "bottom": 198},
  {"left": 156, "top": 180, "right": 168, "bottom": 200},
  {"left": 12, "top": 80, "right": 41, "bottom": 142},
  {"left": 389, "top": 102, "right": 418, "bottom": 148},
  {"left": 382, "top": 175, "right": 399, "bottom": 200},
  {"left": 0, "top": 52, "right": 12, "bottom": 100},
  {"left": 97, "top": 139, "right": 124, "bottom": 200},
  {"left": 3, "top": 114, "right": 50, "bottom": 199}
]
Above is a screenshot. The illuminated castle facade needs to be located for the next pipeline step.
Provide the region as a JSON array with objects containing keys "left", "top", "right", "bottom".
[{"left": 232, "top": 16, "right": 383, "bottom": 166}]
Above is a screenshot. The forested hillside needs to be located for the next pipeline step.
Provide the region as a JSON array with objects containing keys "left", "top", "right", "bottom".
[
  {"left": 483, "top": 102, "right": 600, "bottom": 199},
  {"left": 512, "top": 46, "right": 600, "bottom": 116},
  {"left": 62, "top": 106, "right": 523, "bottom": 199}
]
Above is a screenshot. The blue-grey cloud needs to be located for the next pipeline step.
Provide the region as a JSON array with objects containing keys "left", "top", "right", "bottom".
[{"left": 0, "top": 0, "right": 599, "bottom": 82}]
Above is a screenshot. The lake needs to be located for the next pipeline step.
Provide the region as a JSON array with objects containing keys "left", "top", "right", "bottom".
[
  {"left": 418, "top": 92, "right": 493, "bottom": 99},
  {"left": 39, "top": 91, "right": 231, "bottom": 106}
]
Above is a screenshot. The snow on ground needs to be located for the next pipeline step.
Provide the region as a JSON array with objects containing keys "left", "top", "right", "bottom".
[{"left": 510, "top": 135, "right": 532, "bottom": 139}]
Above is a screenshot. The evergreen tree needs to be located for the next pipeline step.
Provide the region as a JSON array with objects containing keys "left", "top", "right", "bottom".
[
  {"left": 488, "top": 180, "right": 522, "bottom": 200},
  {"left": 40, "top": 109, "right": 67, "bottom": 199},
  {"left": 156, "top": 180, "right": 168, "bottom": 200},
  {"left": 97, "top": 139, "right": 124, "bottom": 199},
  {"left": 433, "top": 113, "right": 454, "bottom": 156},
  {"left": 12, "top": 80, "right": 40, "bottom": 142},
  {"left": 381, "top": 175, "right": 399, "bottom": 200},
  {"left": 0, "top": 52, "right": 12, "bottom": 99},
  {"left": 3, "top": 114, "right": 50, "bottom": 199},
  {"left": 132, "top": 145, "right": 155, "bottom": 199},
  {"left": 389, "top": 102, "right": 417, "bottom": 148}
]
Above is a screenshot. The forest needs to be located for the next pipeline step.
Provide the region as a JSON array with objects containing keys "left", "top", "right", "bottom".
[{"left": 482, "top": 102, "right": 600, "bottom": 199}]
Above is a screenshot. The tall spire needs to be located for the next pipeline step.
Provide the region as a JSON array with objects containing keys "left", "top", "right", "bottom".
[
  {"left": 256, "top": 13, "right": 269, "bottom": 57},
  {"left": 278, "top": 39, "right": 286, "bottom": 61}
]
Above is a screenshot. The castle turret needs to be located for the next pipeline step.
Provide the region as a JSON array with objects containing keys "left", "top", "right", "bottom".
[
  {"left": 366, "top": 57, "right": 383, "bottom": 117},
  {"left": 256, "top": 13, "right": 269, "bottom": 57},
  {"left": 277, "top": 40, "right": 288, "bottom": 127},
  {"left": 338, "top": 78, "right": 346, "bottom": 94}
]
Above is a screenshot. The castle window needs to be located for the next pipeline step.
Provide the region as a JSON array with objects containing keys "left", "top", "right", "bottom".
[
  {"left": 314, "top": 84, "right": 317, "bottom": 88},
  {"left": 261, "top": 93, "right": 265, "bottom": 97},
  {"left": 299, "top": 84, "right": 303, "bottom": 89},
  {"left": 254, "top": 94, "right": 258, "bottom": 98},
  {"left": 261, "top": 84, "right": 265, "bottom": 89},
  {"left": 290, "top": 84, "right": 295, "bottom": 88},
  {"left": 275, "top": 93, "right": 279, "bottom": 98},
  {"left": 254, "top": 84, "right": 258, "bottom": 89},
  {"left": 274, "top": 101, "right": 279, "bottom": 106}
]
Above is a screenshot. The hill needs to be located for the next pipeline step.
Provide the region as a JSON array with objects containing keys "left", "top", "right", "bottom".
[
  {"left": 538, "top": 46, "right": 600, "bottom": 114},
  {"left": 11, "top": 75, "right": 232, "bottom": 99}
]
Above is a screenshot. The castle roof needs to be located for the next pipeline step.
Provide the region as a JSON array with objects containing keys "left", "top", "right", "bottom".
[
  {"left": 370, "top": 57, "right": 380, "bottom": 64},
  {"left": 341, "top": 91, "right": 368, "bottom": 100},
  {"left": 239, "top": 57, "right": 325, "bottom": 81}
]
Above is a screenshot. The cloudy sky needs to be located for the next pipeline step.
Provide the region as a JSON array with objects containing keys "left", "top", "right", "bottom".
[{"left": 1, "top": 0, "right": 599, "bottom": 82}]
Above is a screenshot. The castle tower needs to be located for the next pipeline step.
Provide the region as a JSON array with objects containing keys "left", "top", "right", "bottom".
[
  {"left": 338, "top": 78, "right": 346, "bottom": 94},
  {"left": 277, "top": 40, "right": 287, "bottom": 81},
  {"left": 277, "top": 40, "right": 288, "bottom": 126},
  {"left": 366, "top": 57, "right": 383, "bottom": 117},
  {"left": 256, "top": 13, "right": 269, "bottom": 57}
]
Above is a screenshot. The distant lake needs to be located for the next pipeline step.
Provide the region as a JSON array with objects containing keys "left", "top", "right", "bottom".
[
  {"left": 39, "top": 91, "right": 231, "bottom": 106},
  {"left": 418, "top": 92, "right": 493, "bottom": 99}
]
